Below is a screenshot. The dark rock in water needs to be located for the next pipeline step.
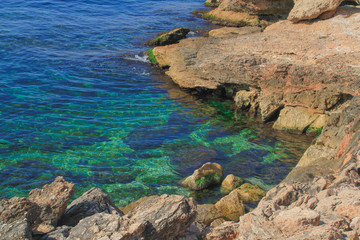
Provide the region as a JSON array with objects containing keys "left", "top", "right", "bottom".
[
  {"left": 68, "top": 194, "right": 197, "bottom": 240},
  {"left": 38, "top": 226, "right": 71, "bottom": 240},
  {"left": 0, "top": 197, "right": 40, "bottom": 226},
  {"left": 182, "top": 162, "right": 224, "bottom": 190},
  {"left": 28, "top": 176, "right": 74, "bottom": 234},
  {"left": 145, "top": 28, "right": 190, "bottom": 46},
  {"left": 59, "top": 187, "right": 123, "bottom": 227},
  {"left": 0, "top": 219, "right": 32, "bottom": 240}
]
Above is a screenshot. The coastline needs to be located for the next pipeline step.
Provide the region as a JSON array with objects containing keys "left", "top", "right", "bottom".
[{"left": 1, "top": 1, "right": 360, "bottom": 239}]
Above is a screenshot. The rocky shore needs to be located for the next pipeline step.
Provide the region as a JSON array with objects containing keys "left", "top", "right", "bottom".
[{"left": 1, "top": 0, "right": 360, "bottom": 239}]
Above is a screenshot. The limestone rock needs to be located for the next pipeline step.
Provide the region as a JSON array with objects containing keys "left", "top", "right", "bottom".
[
  {"left": 221, "top": 174, "right": 244, "bottom": 193},
  {"left": 219, "top": 0, "right": 294, "bottom": 14},
  {"left": 145, "top": 28, "right": 190, "bottom": 46},
  {"left": 28, "top": 176, "right": 74, "bottom": 233},
  {"left": 205, "top": 7, "right": 265, "bottom": 26},
  {"left": 0, "top": 197, "right": 40, "bottom": 225},
  {"left": 210, "top": 218, "right": 227, "bottom": 227},
  {"left": 119, "top": 195, "right": 158, "bottom": 215},
  {"left": 237, "top": 183, "right": 266, "bottom": 202},
  {"left": 288, "top": 0, "right": 343, "bottom": 22},
  {"left": 126, "top": 194, "right": 197, "bottom": 239},
  {"left": 215, "top": 189, "right": 245, "bottom": 221},
  {"left": 273, "top": 207, "right": 320, "bottom": 232},
  {"left": 182, "top": 162, "right": 224, "bottom": 190},
  {"left": 0, "top": 219, "right": 32, "bottom": 240},
  {"left": 196, "top": 204, "right": 224, "bottom": 226},
  {"left": 59, "top": 187, "right": 123, "bottom": 227},
  {"left": 209, "top": 26, "right": 261, "bottom": 38},
  {"left": 38, "top": 226, "right": 71, "bottom": 240}
]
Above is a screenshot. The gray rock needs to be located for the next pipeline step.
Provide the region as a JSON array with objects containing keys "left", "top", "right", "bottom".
[
  {"left": 38, "top": 226, "right": 71, "bottom": 240},
  {"left": 0, "top": 197, "right": 40, "bottom": 226},
  {"left": 0, "top": 219, "right": 32, "bottom": 240},
  {"left": 59, "top": 187, "right": 123, "bottom": 227}
]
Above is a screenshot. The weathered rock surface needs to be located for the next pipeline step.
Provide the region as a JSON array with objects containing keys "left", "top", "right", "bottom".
[
  {"left": 0, "top": 219, "right": 32, "bottom": 240},
  {"left": 38, "top": 226, "right": 71, "bottom": 240},
  {"left": 0, "top": 197, "right": 40, "bottom": 226},
  {"left": 182, "top": 162, "right": 224, "bottom": 190},
  {"left": 215, "top": 189, "right": 245, "bottom": 221},
  {"left": 196, "top": 204, "right": 224, "bottom": 226},
  {"left": 209, "top": 26, "right": 261, "bottom": 38},
  {"left": 221, "top": 174, "right": 244, "bottom": 193},
  {"left": 119, "top": 195, "right": 158, "bottom": 215},
  {"left": 59, "top": 187, "right": 123, "bottom": 227},
  {"left": 68, "top": 194, "right": 197, "bottom": 240},
  {"left": 219, "top": 0, "right": 294, "bottom": 14},
  {"left": 236, "top": 183, "right": 266, "bottom": 202},
  {"left": 28, "top": 176, "right": 74, "bottom": 233},
  {"left": 145, "top": 28, "right": 190, "bottom": 46},
  {"left": 288, "top": 0, "right": 343, "bottom": 22}
]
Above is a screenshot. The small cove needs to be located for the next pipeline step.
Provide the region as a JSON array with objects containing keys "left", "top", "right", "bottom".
[{"left": 0, "top": 0, "right": 313, "bottom": 206}]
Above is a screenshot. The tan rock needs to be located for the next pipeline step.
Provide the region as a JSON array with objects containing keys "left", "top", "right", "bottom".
[
  {"left": 182, "top": 162, "right": 224, "bottom": 190},
  {"left": 209, "top": 26, "right": 261, "bottom": 38},
  {"left": 288, "top": 0, "right": 343, "bottom": 22},
  {"left": 221, "top": 174, "right": 244, "bottom": 193},
  {"left": 273, "top": 106, "right": 323, "bottom": 132},
  {"left": 219, "top": 0, "right": 294, "bottom": 14},
  {"left": 210, "top": 218, "right": 227, "bottom": 227},
  {"left": 119, "top": 195, "right": 158, "bottom": 214},
  {"left": 196, "top": 204, "right": 224, "bottom": 226},
  {"left": 273, "top": 207, "right": 320, "bottom": 233},
  {"left": 205, "top": 7, "right": 265, "bottom": 26},
  {"left": 234, "top": 88, "right": 259, "bottom": 113},
  {"left": 237, "top": 183, "right": 266, "bottom": 202},
  {"left": 215, "top": 189, "right": 245, "bottom": 221}
]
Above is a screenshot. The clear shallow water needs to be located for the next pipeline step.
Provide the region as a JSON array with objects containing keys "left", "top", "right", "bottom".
[{"left": 0, "top": 0, "right": 312, "bottom": 205}]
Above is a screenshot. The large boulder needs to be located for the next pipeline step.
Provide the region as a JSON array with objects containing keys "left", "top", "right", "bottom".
[
  {"left": 196, "top": 204, "right": 224, "bottom": 226},
  {"left": 145, "top": 28, "right": 190, "bottom": 46},
  {"left": 0, "top": 197, "right": 40, "bottom": 226},
  {"left": 182, "top": 162, "right": 224, "bottom": 190},
  {"left": 119, "top": 195, "right": 158, "bottom": 214},
  {"left": 59, "top": 187, "right": 123, "bottom": 227},
  {"left": 288, "top": 0, "right": 343, "bottom": 22},
  {"left": 215, "top": 189, "right": 245, "bottom": 221},
  {"left": 0, "top": 219, "right": 32, "bottom": 240},
  {"left": 68, "top": 194, "right": 197, "bottom": 240},
  {"left": 219, "top": 0, "right": 294, "bottom": 14},
  {"left": 28, "top": 176, "right": 74, "bottom": 233}
]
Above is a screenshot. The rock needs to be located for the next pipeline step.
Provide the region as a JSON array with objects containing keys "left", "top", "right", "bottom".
[
  {"left": 205, "top": 0, "right": 222, "bottom": 7},
  {"left": 221, "top": 174, "right": 244, "bottom": 193},
  {"left": 28, "top": 176, "right": 74, "bottom": 233},
  {"left": 236, "top": 183, "right": 266, "bottom": 202},
  {"left": 273, "top": 207, "right": 320, "bottom": 233},
  {"left": 126, "top": 194, "right": 197, "bottom": 239},
  {"left": 68, "top": 194, "right": 197, "bottom": 240},
  {"left": 204, "top": 7, "right": 266, "bottom": 26},
  {"left": 0, "top": 219, "right": 32, "bottom": 240},
  {"left": 196, "top": 204, "right": 224, "bottom": 226},
  {"left": 145, "top": 28, "right": 190, "bottom": 46},
  {"left": 209, "top": 26, "right": 261, "bottom": 38},
  {"left": 210, "top": 218, "right": 227, "bottom": 227},
  {"left": 288, "top": 0, "right": 343, "bottom": 22},
  {"left": 234, "top": 88, "right": 259, "bottom": 113},
  {"left": 219, "top": 0, "right": 294, "bottom": 14},
  {"left": 215, "top": 189, "right": 245, "bottom": 221},
  {"left": 0, "top": 197, "right": 40, "bottom": 225},
  {"left": 119, "top": 195, "right": 158, "bottom": 215},
  {"left": 273, "top": 106, "right": 326, "bottom": 132},
  {"left": 182, "top": 162, "right": 224, "bottom": 190},
  {"left": 59, "top": 187, "right": 123, "bottom": 227},
  {"left": 38, "top": 226, "right": 71, "bottom": 240}
]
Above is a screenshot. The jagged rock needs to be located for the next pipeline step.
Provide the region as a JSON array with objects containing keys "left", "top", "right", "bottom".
[
  {"left": 204, "top": 7, "right": 266, "bottom": 26},
  {"left": 196, "top": 204, "right": 224, "bottom": 226},
  {"left": 205, "top": 0, "right": 222, "bottom": 7},
  {"left": 119, "top": 195, "right": 158, "bottom": 214},
  {"left": 221, "top": 174, "right": 244, "bottom": 193},
  {"left": 288, "top": 0, "right": 343, "bottom": 22},
  {"left": 219, "top": 0, "right": 294, "bottom": 14},
  {"left": 145, "top": 28, "right": 190, "bottom": 46},
  {"left": 0, "top": 219, "right": 32, "bottom": 240},
  {"left": 236, "top": 183, "right": 266, "bottom": 202},
  {"left": 215, "top": 189, "right": 245, "bottom": 221},
  {"left": 0, "top": 197, "right": 40, "bottom": 225},
  {"left": 28, "top": 176, "right": 74, "bottom": 233},
  {"left": 68, "top": 194, "right": 197, "bottom": 240},
  {"left": 59, "top": 187, "right": 123, "bottom": 227},
  {"left": 38, "top": 226, "right": 71, "bottom": 240},
  {"left": 209, "top": 26, "right": 261, "bottom": 38},
  {"left": 182, "top": 162, "right": 224, "bottom": 190}
]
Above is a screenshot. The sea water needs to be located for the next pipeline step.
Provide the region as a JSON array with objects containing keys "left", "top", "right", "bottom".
[{"left": 0, "top": 0, "right": 312, "bottom": 205}]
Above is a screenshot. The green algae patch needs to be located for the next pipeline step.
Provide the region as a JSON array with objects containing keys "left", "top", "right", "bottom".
[
  {"left": 147, "top": 49, "right": 158, "bottom": 65},
  {"left": 195, "top": 172, "right": 223, "bottom": 189}
]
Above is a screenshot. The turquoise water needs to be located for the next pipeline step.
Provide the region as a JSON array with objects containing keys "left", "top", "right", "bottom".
[{"left": 0, "top": 0, "right": 312, "bottom": 205}]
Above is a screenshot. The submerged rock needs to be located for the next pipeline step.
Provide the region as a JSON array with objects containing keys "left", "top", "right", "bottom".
[
  {"left": 182, "top": 162, "right": 224, "bottom": 190},
  {"left": 145, "top": 28, "right": 190, "bottom": 46},
  {"left": 59, "top": 187, "right": 123, "bottom": 227}
]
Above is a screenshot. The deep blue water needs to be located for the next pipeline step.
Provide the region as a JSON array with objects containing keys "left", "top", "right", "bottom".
[{"left": 0, "top": 0, "right": 312, "bottom": 205}]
